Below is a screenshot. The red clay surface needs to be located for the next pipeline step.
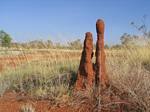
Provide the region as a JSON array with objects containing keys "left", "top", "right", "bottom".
[
  {"left": 0, "top": 91, "right": 95, "bottom": 112},
  {"left": 0, "top": 90, "right": 133, "bottom": 112}
]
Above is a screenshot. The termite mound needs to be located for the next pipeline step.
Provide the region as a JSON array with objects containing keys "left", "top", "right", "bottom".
[
  {"left": 95, "top": 19, "right": 109, "bottom": 88},
  {"left": 75, "top": 32, "right": 94, "bottom": 90},
  {"left": 75, "top": 19, "right": 109, "bottom": 90}
]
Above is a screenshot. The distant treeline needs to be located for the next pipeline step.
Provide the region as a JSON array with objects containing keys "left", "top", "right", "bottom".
[
  {"left": 10, "top": 39, "right": 83, "bottom": 50},
  {"left": 1, "top": 34, "right": 150, "bottom": 50},
  {"left": 1, "top": 26, "right": 150, "bottom": 50}
]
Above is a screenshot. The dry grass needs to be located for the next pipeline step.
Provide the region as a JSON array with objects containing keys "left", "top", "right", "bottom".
[
  {"left": 107, "top": 46, "right": 150, "bottom": 111},
  {"left": 0, "top": 47, "right": 150, "bottom": 111},
  {"left": 0, "top": 49, "right": 80, "bottom": 101}
]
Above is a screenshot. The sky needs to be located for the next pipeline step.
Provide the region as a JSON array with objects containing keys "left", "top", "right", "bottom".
[{"left": 0, "top": 0, "right": 150, "bottom": 45}]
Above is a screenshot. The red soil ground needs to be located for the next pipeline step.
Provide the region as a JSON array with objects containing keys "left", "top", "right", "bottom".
[
  {"left": 0, "top": 89, "right": 134, "bottom": 112},
  {"left": 0, "top": 90, "right": 99, "bottom": 112}
]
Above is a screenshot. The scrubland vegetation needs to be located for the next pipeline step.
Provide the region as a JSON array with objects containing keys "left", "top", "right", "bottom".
[{"left": 0, "top": 43, "right": 150, "bottom": 111}]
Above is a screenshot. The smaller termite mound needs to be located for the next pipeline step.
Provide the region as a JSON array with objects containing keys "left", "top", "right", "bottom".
[
  {"left": 95, "top": 19, "right": 109, "bottom": 88},
  {"left": 75, "top": 32, "right": 94, "bottom": 90}
]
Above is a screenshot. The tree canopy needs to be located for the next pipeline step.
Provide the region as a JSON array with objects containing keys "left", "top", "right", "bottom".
[{"left": 0, "top": 30, "right": 12, "bottom": 47}]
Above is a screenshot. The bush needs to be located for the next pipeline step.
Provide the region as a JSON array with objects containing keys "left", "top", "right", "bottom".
[{"left": 0, "top": 30, "right": 12, "bottom": 47}]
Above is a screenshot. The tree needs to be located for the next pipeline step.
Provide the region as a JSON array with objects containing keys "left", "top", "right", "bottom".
[
  {"left": 104, "top": 44, "right": 109, "bottom": 49},
  {"left": 131, "top": 15, "right": 150, "bottom": 38},
  {"left": 111, "top": 44, "right": 122, "bottom": 49},
  {"left": 0, "top": 30, "right": 12, "bottom": 47},
  {"left": 28, "top": 40, "right": 46, "bottom": 48},
  {"left": 46, "top": 40, "right": 53, "bottom": 48},
  {"left": 67, "top": 39, "right": 82, "bottom": 49},
  {"left": 120, "top": 33, "right": 132, "bottom": 45}
]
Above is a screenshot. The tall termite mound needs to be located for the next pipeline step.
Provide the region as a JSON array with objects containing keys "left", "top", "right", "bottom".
[
  {"left": 75, "top": 32, "right": 94, "bottom": 90},
  {"left": 95, "top": 19, "right": 108, "bottom": 88},
  {"left": 75, "top": 19, "right": 109, "bottom": 91}
]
